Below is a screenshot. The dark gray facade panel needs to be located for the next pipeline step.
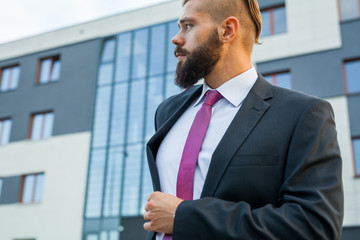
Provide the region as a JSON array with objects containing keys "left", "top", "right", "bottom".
[
  {"left": 348, "top": 95, "right": 360, "bottom": 137},
  {"left": 0, "top": 176, "right": 21, "bottom": 204},
  {"left": 0, "top": 39, "right": 102, "bottom": 142},
  {"left": 257, "top": 19, "right": 360, "bottom": 99},
  {"left": 121, "top": 216, "right": 147, "bottom": 240},
  {"left": 258, "top": 0, "right": 285, "bottom": 9},
  {"left": 341, "top": 226, "right": 360, "bottom": 240}
]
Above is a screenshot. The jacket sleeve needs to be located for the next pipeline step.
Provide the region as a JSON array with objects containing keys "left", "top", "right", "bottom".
[{"left": 173, "top": 100, "right": 344, "bottom": 240}]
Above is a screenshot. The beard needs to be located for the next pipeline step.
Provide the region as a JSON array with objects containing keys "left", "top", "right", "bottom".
[{"left": 174, "top": 28, "right": 223, "bottom": 89}]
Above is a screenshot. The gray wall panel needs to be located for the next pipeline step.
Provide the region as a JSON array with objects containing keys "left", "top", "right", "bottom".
[
  {"left": 0, "top": 39, "right": 101, "bottom": 142},
  {"left": 0, "top": 176, "right": 21, "bottom": 204}
]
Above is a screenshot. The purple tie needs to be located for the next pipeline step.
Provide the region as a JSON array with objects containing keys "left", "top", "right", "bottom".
[{"left": 163, "top": 90, "right": 223, "bottom": 240}]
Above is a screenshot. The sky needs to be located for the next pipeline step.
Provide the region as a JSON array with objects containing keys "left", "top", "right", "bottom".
[{"left": 0, "top": 0, "right": 172, "bottom": 44}]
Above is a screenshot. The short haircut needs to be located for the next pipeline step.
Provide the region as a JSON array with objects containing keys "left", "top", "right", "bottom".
[{"left": 183, "top": 0, "right": 262, "bottom": 45}]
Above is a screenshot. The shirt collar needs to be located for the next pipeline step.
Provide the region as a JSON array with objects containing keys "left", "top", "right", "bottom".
[{"left": 194, "top": 67, "right": 258, "bottom": 107}]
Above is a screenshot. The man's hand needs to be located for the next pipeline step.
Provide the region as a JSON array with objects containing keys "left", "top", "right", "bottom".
[{"left": 143, "top": 191, "right": 184, "bottom": 234}]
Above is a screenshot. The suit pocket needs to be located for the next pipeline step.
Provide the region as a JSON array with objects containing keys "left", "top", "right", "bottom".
[{"left": 228, "top": 154, "right": 279, "bottom": 167}]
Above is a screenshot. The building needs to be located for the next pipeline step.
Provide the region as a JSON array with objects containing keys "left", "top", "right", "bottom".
[{"left": 0, "top": 0, "right": 359, "bottom": 239}]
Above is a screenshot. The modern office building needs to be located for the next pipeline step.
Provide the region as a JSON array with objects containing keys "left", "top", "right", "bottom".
[{"left": 0, "top": 0, "right": 359, "bottom": 239}]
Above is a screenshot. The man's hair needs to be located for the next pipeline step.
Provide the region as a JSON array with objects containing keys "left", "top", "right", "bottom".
[{"left": 183, "top": 0, "right": 262, "bottom": 45}]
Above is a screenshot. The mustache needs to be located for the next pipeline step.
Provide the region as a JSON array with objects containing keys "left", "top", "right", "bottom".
[{"left": 174, "top": 46, "right": 189, "bottom": 57}]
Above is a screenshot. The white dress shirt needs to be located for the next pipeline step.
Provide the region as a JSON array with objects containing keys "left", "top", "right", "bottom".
[{"left": 155, "top": 67, "right": 258, "bottom": 239}]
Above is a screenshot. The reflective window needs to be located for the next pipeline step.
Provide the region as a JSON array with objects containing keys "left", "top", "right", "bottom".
[
  {"left": 166, "top": 72, "right": 181, "bottom": 98},
  {"left": 167, "top": 21, "right": 179, "bottom": 72},
  {"left": 149, "top": 25, "right": 166, "bottom": 76},
  {"left": 122, "top": 144, "right": 142, "bottom": 216},
  {"left": 30, "top": 112, "right": 54, "bottom": 140},
  {"left": 115, "top": 33, "right": 132, "bottom": 83},
  {"left": 0, "top": 178, "right": 3, "bottom": 199},
  {"left": 0, "top": 118, "right": 12, "bottom": 145},
  {"left": 38, "top": 56, "right": 61, "bottom": 84},
  {"left": 0, "top": 65, "right": 20, "bottom": 92},
  {"left": 98, "top": 63, "right": 113, "bottom": 86},
  {"left": 339, "top": 0, "right": 360, "bottom": 21},
  {"left": 344, "top": 59, "right": 360, "bottom": 94},
  {"left": 263, "top": 72, "right": 292, "bottom": 89},
  {"left": 353, "top": 138, "right": 360, "bottom": 176},
  {"left": 85, "top": 149, "right": 106, "bottom": 218},
  {"left": 132, "top": 29, "right": 148, "bottom": 79},
  {"left": 261, "top": 5, "right": 287, "bottom": 37},
  {"left": 102, "top": 39, "right": 116, "bottom": 62},
  {"left": 20, "top": 173, "right": 45, "bottom": 203}
]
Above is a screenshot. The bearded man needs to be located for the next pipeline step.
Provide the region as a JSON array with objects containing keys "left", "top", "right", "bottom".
[{"left": 143, "top": 0, "right": 344, "bottom": 239}]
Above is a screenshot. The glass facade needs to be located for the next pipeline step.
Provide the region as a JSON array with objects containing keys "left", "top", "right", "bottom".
[{"left": 84, "top": 20, "right": 180, "bottom": 237}]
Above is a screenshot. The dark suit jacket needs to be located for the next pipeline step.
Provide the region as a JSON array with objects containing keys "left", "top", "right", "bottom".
[{"left": 145, "top": 76, "right": 343, "bottom": 240}]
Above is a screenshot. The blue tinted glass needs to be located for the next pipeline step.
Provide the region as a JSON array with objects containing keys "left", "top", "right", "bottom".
[
  {"left": 149, "top": 24, "right": 166, "bottom": 76},
  {"left": 340, "top": 0, "right": 360, "bottom": 21},
  {"left": 102, "top": 39, "right": 116, "bottom": 62},
  {"left": 276, "top": 72, "right": 292, "bottom": 89},
  {"left": 1, "top": 68, "right": 11, "bottom": 91},
  {"left": 167, "top": 21, "right": 179, "bottom": 72},
  {"left": 31, "top": 114, "right": 44, "bottom": 140},
  {"left": 110, "top": 83, "right": 128, "bottom": 146},
  {"left": 345, "top": 60, "right": 360, "bottom": 94},
  {"left": 103, "top": 147, "right": 124, "bottom": 217},
  {"left": 165, "top": 72, "right": 181, "bottom": 98},
  {"left": 261, "top": 10, "right": 271, "bottom": 37},
  {"left": 22, "top": 175, "right": 35, "bottom": 203},
  {"left": 10, "top": 66, "right": 20, "bottom": 90},
  {"left": 0, "top": 119, "right": 12, "bottom": 145},
  {"left": 273, "top": 7, "right": 286, "bottom": 34},
  {"left": 122, "top": 143, "right": 142, "bottom": 216},
  {"left": 127, "top": 79, "right": 146, "bottom": 143},
  {"left": 0, "top": 179, "right": 2, "bottom": 199},
  {"left": 86, "top": 235, "right": 98, "bottom": 240},
  {"left": 92, "top": 86, "right": 111, "bottom": 148},
  {"left": 98, "top": 63, "right": 113, "bottom": 86},
  {"left": 40, "top": 59, "right": 52, "bottom": 83},
  {"left": 86, "top": 149, "right": 106, "bottom": 218},
  {"left": 354, "top": 139, "right": 360, "bottom": 175},
  {"left": 132, "top": 29, "right": 149, "bottom": 79},
  {"left": 43, "top": 112, "right": 54, "bottom": 139},
  {"left": 115, "top": 33, "right": 132, "bottom": 82},
  {"left": 145, "top": 76, "right": 164, "bottom": 140},
  {"left": 50, "top": 60, "right": 61, "bottom": 82},
  {"left": 34, "top": 174, "right": 45, "bottom": 202}
]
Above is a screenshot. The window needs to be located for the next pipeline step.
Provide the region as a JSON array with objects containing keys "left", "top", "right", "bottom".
[
  {"left": 0, "top": 178, "right": 3, "bottom": 199},
  {"left": 263, "top": 71, "right": 292, "bottom": 89},
  {"left": 19, "top": 173, "right": 45, "bottom": 203},
  {"left": 353, "top": 138, "right": 360, "bottom": 177},
  {"left": 339, "top": 0, "right": 360, "bottom": 21},
  {"left": 261, "top": 5, "right": 287, "bottom": 37},
  {"left": 344, "top": 59, "right": 360, "bottom": 94},
  {"left": 0, "top": 118, "right": 12, "bottom": 145},
  {"left": 0, "top": 65, "right": 20, "bottom": 92},
  {"left": 37, "top": 56, "right": 61, "bottom": 84},
  {"left": 29, "top": 112, "right": 54, "bottom": 140}
]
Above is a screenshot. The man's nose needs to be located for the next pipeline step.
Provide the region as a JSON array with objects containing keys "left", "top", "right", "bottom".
[{"left": 171, "top": 31, "right": 185, "bottom": 46}]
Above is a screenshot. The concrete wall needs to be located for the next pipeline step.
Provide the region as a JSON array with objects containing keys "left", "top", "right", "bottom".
[{"left": 0, "top": 132, "right": 90, "bottom": 240}]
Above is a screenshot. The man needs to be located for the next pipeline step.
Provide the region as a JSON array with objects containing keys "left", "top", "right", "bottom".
[{"left": 143, "top": 0, "right": 344, "bottom": 239}]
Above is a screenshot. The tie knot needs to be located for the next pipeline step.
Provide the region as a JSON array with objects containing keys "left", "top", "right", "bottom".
[{"left": 203, "top": 90, "right": 223, "bottom": 107}]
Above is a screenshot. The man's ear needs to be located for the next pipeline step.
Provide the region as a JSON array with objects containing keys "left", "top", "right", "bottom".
[{"left": 220, "top": 17, "right": 239, "bottom": 43}]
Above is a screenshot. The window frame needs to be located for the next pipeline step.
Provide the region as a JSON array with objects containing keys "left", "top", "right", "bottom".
[
  {"left": 338, "top": 0, "right": 360, "bottom": 21},
  {"left": 36, "top": 55, "right": 61, "bottom": 84},
  {"left": 0, "top": 64, "right": 20, "bottom": 92},
  {"left": 343, "top": 58, "right": 360, "bottom": 95},
  {"left": 352, "top": 137, "right": 360, "bottom": 178},
  {"left": 28, "top": 111, "right": 54, "bottom": 140},
  {"left": 262, "top": 70, "right": 292, "bottom": 88},
  {"left": 18, "top": 173, "right": 45, "bottom": 204},
  {"left": 260, "top": 4, "right": 287, "bottom": 37}
]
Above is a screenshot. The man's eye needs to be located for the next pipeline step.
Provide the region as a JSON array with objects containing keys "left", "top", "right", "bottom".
[{"left": 185, "top": 24, "right": 191, "bottom": 31}]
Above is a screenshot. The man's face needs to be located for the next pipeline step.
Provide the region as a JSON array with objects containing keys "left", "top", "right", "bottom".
[{"left": 172, "top": 0, "right": 223, "bottom": 89}]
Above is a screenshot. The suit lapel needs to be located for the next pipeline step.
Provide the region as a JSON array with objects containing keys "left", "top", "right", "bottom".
[
  {"left": 147, "top": 86, "right": 202, "bottom": 191},
  {"left": 201, "top": 76, "right": 273, "bottom": 197}
]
